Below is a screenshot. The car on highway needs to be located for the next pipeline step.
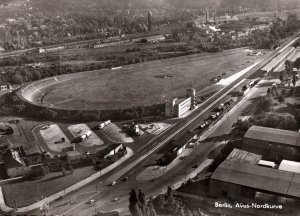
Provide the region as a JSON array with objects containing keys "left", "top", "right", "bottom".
[
  {"left": 225, "top": 99, "right": 234, "bottom": 106},
  {"left": 109, "top": 181, "right": 117, "bottom": 186},
  {"left": 199, "top": 123, "right": 206, "bottom": 129},
  {"left": 86, "top": 199, "right": 95, "bottom": 204},
  {"left": 121, "top": 177, "right": 128, "bottom": 182},
  {"left": 210, "top": 112, "right": 220, "bottom": 120},
  {"left": 112, "top": 197, "right": 119, "bottom": 202},
  {"left": 216, "top": 103, "right": 225, "bottom": 111}
]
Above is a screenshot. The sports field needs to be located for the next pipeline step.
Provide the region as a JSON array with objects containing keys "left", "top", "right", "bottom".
[{"left": 22, "top": 48, "right": 262, "bottom": 110}]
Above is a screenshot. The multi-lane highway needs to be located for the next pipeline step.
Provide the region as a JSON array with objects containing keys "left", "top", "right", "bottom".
[{"left": 27, "top": 36, "right": 299, "bottom": 216}]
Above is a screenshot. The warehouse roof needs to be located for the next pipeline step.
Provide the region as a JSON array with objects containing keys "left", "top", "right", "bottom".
[
  {"left": 212, "top": 160, "right": 300, "bottom": 198},
  {"left": 226, "top": 148, "right": 261, "bottom": 165},
  {"left": 244, "top": 126, "right": 300, "bottom": 147},
  {"left": 261, "top": 47, "right": 295, "bottom": 73},
  {"left": 279, "top": 160, "right": 300, "bottom": 174}
]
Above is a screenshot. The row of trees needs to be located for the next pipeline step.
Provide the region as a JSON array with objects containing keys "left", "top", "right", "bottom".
[{"left": 129, "top": 186, "right": 206, "bottom": 216}]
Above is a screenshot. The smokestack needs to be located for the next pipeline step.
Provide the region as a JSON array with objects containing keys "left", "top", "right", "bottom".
[
  {"left": 206, "top": 10, "right": 208, "bottom": 23},
  {"left": 213, "top": 10, "right": 216, "bottom": 23}
]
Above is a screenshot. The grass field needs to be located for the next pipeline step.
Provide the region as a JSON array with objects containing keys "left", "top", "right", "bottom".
[
  {"left": 2, "top": 166, "right": 97, "bottom": 208},
  {"left": 26, "top": 48, "right": 262, "bottom": 110}
]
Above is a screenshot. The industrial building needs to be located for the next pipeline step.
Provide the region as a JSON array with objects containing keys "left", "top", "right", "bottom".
[
  {"left": 243, "top": 126, "right": 300, "bottom": 162},
  {"left": 210, "top": 149, "right": 300, "bottom": 204},
  {"left": 260, "top": 47, "right": 295, "bottom": 75}
]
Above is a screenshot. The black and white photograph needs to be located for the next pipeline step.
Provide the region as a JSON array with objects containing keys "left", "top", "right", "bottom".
[{"left": 0, "top": 0, "right": 299, "bottom": 215}]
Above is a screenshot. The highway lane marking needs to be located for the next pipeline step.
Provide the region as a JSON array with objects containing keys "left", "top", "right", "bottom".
[{"left": 31, "top": 84, "right": 41, "bottom": 92}]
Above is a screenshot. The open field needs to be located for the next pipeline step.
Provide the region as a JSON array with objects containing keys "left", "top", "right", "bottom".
[
  {"left": 2, "top": 166, "right": 97, "bottom": 208},
  {"left": 68, "top": 124, "right": 103, "bottom": 147},
  {"left": 40, "top": 124, "right": 72, "bottom": 152},
  {"left": 21, "top": 48, "right": 263, "bottom": 110}
]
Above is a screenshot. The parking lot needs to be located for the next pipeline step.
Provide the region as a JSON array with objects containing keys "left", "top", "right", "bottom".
[
  {"left": 68, "top": 124, "right": 104, "bottom": 147},
  {"left": 39, "top": 124, "right": 72, "bottom": 152}
]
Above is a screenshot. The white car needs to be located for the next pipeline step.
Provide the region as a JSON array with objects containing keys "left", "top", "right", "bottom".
[{"left": 109, "top": 181, "right": 116, "bottom": 186}]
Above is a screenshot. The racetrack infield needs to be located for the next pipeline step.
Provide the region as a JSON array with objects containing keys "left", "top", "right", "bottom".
[{"left": 21, "top": 48, "right": 263, "bottom": 110}]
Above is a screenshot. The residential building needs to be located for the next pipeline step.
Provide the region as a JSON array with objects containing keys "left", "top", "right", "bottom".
[
  {"left": 173, "top": 97, "right": 192, "bottom": 117},
  {"left": 4, "top": 150, "right": 26, "bottom": 178}
]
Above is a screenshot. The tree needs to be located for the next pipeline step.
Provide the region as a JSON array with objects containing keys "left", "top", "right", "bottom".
[
  {"left": 285, "top": 60, "right": 294, "bottom": 76},
  {"left": 257, "top": 97, "right": 273, "bottom": 112},
  {"left": 147, "top": 198, "right": 157, "bottom": 216},
  {"left": 165, "top": 186, "right": 175, "bottom": 208},
  {"left": 61, "top": 166, "right": 66, "bottom": 176},
  {"left": 278, "top": 95, "right": 285, "bottom": 103},
  {"left": 294, "top": 58, "right": 300, "bottom": 70},
  {"left": 129, "top": 189, "right": 143, "bottom": 216},
  {"left": 152, "top": 194, "right": 165, "bottom": 210},
  {"left": 32, "top": 70, "right": 42, "bottom": 81},
  {"left": 232, "top": 119, "right": 252, "bottom": 136},
  {"left": 279, "top": 71, "right": 284, "bottom": 83},
  {"left": 292, "top": 74, "right": 296, "bottom": 87}
]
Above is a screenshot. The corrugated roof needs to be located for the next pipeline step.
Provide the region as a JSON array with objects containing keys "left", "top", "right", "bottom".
[
  {"left": 226, "top": 148, "right": 261, "bottom": 165},
  {"left": 211, "top": 160, "right": 300, "bottom": 197},
  {"left": 244, "top": 126, "right": 300, "bottom": 147}
]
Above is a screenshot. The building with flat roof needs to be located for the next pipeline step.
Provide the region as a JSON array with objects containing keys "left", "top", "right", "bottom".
[
  {"left": 210, "top": 149, "right": 300, "bottom": 204},
  {"left": 243, "top": 126, "right": 300, "bottom": 162},
  {"left": 165, "top": 96, "right": 192, "bottom": 118},
  {"left": 174, "top": 97, "right": 191, "bottom": 117}
]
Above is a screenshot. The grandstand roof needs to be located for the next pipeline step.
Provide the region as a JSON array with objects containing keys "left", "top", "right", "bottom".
[{"left": 261, "top": 47, "right": 295, "bottom": 73}]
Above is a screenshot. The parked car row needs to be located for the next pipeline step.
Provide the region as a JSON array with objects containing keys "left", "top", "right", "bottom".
[{"left": 197, "top": 97, "right": 235, "bottom": 131}]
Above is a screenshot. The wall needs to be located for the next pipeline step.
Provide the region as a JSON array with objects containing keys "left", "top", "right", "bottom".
[
  {"left": 209, "top": 179, "right": 242, "bottom": 201},
  {"left": 7, "top": 166, "right": 26, "bottom": 178},
  {"left": 9, "top": 91, "right": 164, "bottom": 121},
  {"left": 243, "top": 137, "right": 300, "bottom": 162}
]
